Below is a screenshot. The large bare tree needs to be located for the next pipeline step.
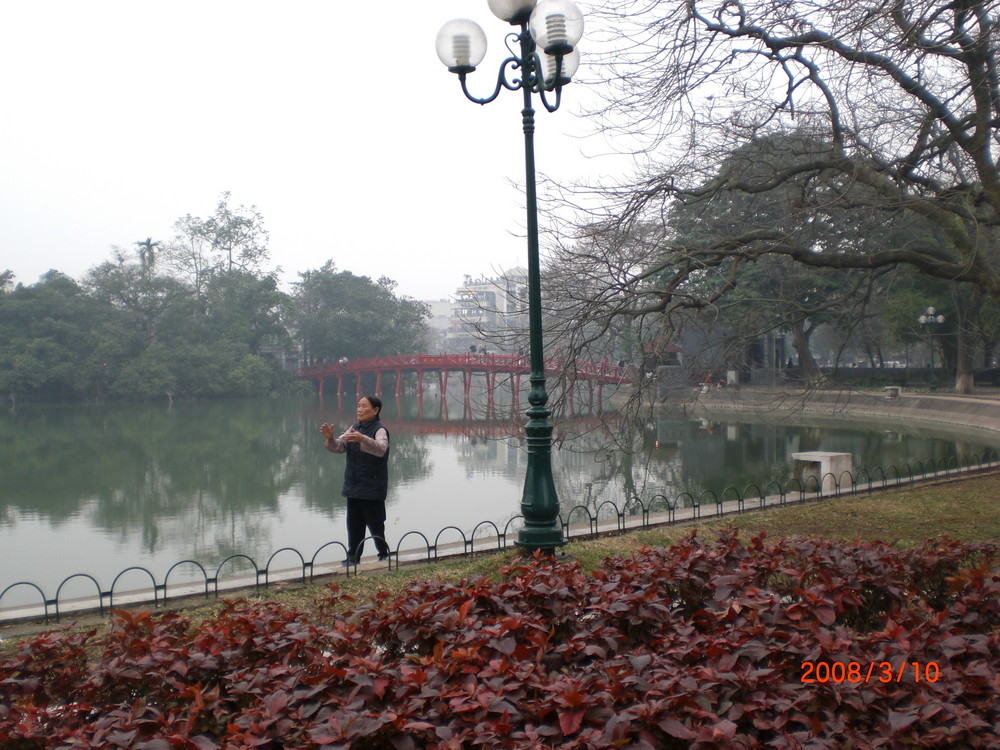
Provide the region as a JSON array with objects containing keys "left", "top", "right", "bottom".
[{"left": 555, "top": 0, "right": 1000, "bottom": 392}]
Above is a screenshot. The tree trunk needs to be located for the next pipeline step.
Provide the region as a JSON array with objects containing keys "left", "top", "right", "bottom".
[
  {"left": 952, "top": 289, "right": 976, "bottom": 394},
  {"left": 791, "top": 321, "right": 822, "bottom": 384},
  {"left": 955, "top": 326, "right": 976, "bottom": 394}
]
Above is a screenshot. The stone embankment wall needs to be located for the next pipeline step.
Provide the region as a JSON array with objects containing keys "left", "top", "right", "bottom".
[{"left": 685, "top": 387, "right": 1000, "bottom": 437}]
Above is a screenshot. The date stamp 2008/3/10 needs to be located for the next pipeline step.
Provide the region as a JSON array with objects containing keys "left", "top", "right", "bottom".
[{"left": 800, "top": 661, "right": 941, "bottom": 684}]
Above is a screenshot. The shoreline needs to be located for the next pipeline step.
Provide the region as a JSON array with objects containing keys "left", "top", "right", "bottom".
[{"left": 660, "top": 386, "right": 1000, "bottom": 440}]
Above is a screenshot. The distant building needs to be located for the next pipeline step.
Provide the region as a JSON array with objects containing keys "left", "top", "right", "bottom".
[
  {"left": 443, "top": 268, "right": 529, "bottom": 353},
  {"left": 420, "top": 299, "right": 454, "bottom": 353}
]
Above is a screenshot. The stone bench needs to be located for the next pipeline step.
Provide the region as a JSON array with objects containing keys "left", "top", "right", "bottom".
[{"left": 791, "top": 451, "right": 853, "bottom": 494}]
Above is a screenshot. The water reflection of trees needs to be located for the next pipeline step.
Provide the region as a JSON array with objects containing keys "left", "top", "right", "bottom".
[
  {"left": 552, "top": 415, "right": 1000, "bottom": 519},
  {"left": 0, "top": 401, "right": 300, "bottom": 559},
  {"left": 3, "top": 398, "right": 997, "bottom": 568}
]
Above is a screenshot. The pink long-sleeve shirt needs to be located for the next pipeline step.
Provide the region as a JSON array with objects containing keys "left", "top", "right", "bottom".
[{"left": 325, "top": 425, "right": 389, "bottom": 457}]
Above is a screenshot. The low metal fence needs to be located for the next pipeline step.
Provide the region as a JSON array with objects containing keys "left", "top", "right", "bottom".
[{"left": 2, "top": 449, "right": 998, "bottom": 625}]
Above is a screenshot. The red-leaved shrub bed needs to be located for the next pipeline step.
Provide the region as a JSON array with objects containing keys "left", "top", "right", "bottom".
[{"left": 1, "top": 530, "right": 998, "bottom": 749}]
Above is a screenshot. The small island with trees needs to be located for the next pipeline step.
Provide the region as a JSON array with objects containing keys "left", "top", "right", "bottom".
[{"left": 0, "top": 194, "right": 430, "bottom": 404}]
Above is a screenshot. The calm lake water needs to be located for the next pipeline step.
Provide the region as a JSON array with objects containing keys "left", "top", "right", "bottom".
[{"left": 2, "top": 393, "right": 998, "bottom": 611}]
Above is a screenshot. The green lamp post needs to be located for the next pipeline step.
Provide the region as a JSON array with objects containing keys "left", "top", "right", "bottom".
[{"left": 436, "top": 0, "right": 583, "bottom": 551}]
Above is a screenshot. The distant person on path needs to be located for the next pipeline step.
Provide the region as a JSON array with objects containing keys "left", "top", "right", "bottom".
[{"left": 321, "top": 395, "right": 391, "bottom": 565}]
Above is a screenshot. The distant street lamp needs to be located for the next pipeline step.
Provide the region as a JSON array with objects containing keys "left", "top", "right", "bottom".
[
  {"left": 436, "top": 0, "right": 584, "bottom": 551},
  {"left": 918, "top": 306, "right": 945, "bottom": 391}
]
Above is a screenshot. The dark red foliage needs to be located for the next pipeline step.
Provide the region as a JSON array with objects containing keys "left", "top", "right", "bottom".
[{"left": 2, "top": 530, "right": 998, "bottom": 749}]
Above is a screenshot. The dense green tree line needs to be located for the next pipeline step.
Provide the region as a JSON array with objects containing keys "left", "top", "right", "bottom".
[{"left": 0, "top": 196, "right": 429, "bottom": 402}]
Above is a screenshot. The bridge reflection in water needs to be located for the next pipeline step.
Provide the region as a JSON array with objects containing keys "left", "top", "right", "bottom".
[
  {"left": 308, "top": 397, "right": 628, "bottom": 445},
  {"left": 298, "top": 353, "right": 632, "bottom": 418}
]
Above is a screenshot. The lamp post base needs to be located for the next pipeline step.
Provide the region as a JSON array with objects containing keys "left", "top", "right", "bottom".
[
  {"left": 515, "top": 529, "right": 565, "bottom": 553},
  {"left": 516, "top": 396, "right": 565, "bottom": 552},
  {"left": 516, "top": 468, "right": 566, "bottom": 551}
]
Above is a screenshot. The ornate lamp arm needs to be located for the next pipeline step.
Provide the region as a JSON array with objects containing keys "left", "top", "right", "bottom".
[
  {"left": 459, "top": 56, "right": 523, "bottom": 105},
  {"left": 534, "top": 51, "right": 565, "bottom": 112}
]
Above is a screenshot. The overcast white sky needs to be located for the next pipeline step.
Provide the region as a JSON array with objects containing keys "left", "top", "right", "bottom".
[{"left": 0, "top": 1, "right": 632, "bottom": 301}]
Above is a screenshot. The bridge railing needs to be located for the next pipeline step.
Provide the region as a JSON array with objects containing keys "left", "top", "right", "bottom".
[{"left": 297, "top": 353, "right": 633, "bottom": 384}]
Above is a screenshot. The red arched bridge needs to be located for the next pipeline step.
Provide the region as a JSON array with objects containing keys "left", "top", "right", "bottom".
[{"left": 297, "top": 353, "right": 631, "bottom": 405}]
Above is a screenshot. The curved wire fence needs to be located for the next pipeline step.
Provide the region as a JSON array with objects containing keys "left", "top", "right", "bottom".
[{"left": 2, "top": 450, "right": 998, "bottom": 625}]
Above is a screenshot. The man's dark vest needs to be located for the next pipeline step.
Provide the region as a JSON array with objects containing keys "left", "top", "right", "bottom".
[{"left": 341, "top": 419, "right": 390, "bottom": 501}]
